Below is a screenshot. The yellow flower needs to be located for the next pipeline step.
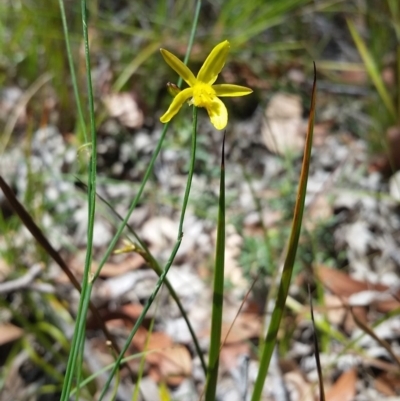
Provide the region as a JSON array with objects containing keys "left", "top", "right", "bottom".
[{"left": 160, "top": 40, "right": 253, "bottom": 130}]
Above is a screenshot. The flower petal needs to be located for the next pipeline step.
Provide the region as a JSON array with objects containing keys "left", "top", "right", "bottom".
[
  {"left": 160, "top": 49, "right": 196, "bottom": 87},
  {"left": 206, "top": 97, "right": 228, "bottom": 130},
  {"left": 197, "top": 40, "right": 230, "bottom": 85},
  {"left": 213, "top": 84, "right": 253, "bottom": 97},
  {"left": 160, "top": 88, "right": 193, "bottom": 123}
]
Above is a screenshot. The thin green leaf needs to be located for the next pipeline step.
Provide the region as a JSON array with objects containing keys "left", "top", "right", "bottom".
[
  {"left": 251, "top": 63, "right": 317, "bottom": 401},
  {"left": 309, "top": 285, "right": 325, "bottom": 401},
  {"left": 70, "top": 350, "right": 156, "bottom": 397},
  {"left": 0, "top": 73, "right": 52, "bottom": 155},
  {"left": 61, "top": 0, "right": 99, "bottom": 398},
  {"left": 204, "top": 134, "right": 226, "bottom": 401},
  {"left": 97, "top": 106, "right": 199, "bottom": 401},
  {"left": 349, "top": 304, "right": 400, "bottom": 369},
  {"left": 77, "top": 180, "right": 207, "bottom": 374},
  {"left": 113, "top": 42, "right": 161, "bottom": 92},
  {"left": 60, "top": 0, "right": 202, "bottom": 397},
  {"left": 132, "top": 299, "right": 159, "bottom": 401},
  {"left": 0, "top": 176, "right": 118, "bottom": 350},
  {"left": 347, "top": 18, "right": 396, "bottom": 120},
  {"left": 58, "top": 0, "right": 87, "bottom": 143}
]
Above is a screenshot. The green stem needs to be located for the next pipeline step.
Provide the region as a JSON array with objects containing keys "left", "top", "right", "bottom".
[
  {"left": 97, "top": 107, "right": 198, "bottom": 401},
  {"left": 251, "top": 64, "right": 317, "bottom": 401},
  {"left": 57, "top": 0, "right": 87, "bottom": 142},
  {"left": 204, "top": 135, "right": 226, "bottom": 401},
  {"left": 91, "top": 188, "right": 207, "bottom": 374},
  {"left": 60, "top": 1, "right": 202, "bottom": 397},
  {"left": 60, "top": 0, "right": 97, "bottom": 399}
]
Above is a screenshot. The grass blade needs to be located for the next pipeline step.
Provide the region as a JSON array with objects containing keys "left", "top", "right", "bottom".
[
  {"left": 349, "top": 304, "right": 400, "bottom": 369},
  {"left": 0, "top": 73, "right": 52, "bottom": 154},
  {"left": 0, "top": 176, "right": 119, "bottom": 351},
  {"left": 77, "top": 180, "right": 207, "bottom": 374},
  {"left": 97, "top": 106, "right": 199, "bottom": 401},
  {"left": 60, "top": 0, "right": 99, "bottom": 398},
  {"left": 347, "top": 18, "right": 396, "bottom": 120},
  {"left": 58, "top": 0, "right": 87, "bottom": 142},
  {"left": 204, "top": 134, "right": 226, "bottom": 401},
  {"left": 251, "top": 63, "right": 317, "bottom": 401},
  {"left": 309, "top": 285, "right": 325, "bottom": 401}
]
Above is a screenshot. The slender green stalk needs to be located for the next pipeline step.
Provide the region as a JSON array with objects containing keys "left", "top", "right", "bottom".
[
  {"left": 204, "top": 136, "right": 226, "bottom": 401},
  {"left": 70, "top": 351, "right": 155, "bottom": 397},
  {"left": 182, "top": 1, "right": 201, "bottom": 67},
  {"left": 95, "top": 42, "right": 161, "bottom": 129},
  {"left": 251, "top": 64, "right": 317, "bottom": 401},
  {"left": 62, "top": 36, "right": 196, "bottom": 401},
  {"left": 132, "top": 300, "right": 159, "bottom": 401},
  {"left": 217, "top": 0, "right": 310, "bottom": 47},
  {"left": 92, "top": 0, "right": 201, "bottom": 283},
  {"left": 389, "top": 0, "right": 400, "bottom": 121},
  {"left": 137, "top": 246, "right": 207, "bottom": 374},
  {"left": 60, "top": 0, "right": 98, "bottom": 398},
  {"left": 91, "top": 187, "right": 207, "bottom": 373},
  {"left": 74, "top": 336, "right": 85, "bottom": 401},
  {"left": 97, "top": 107, "right": 198, "bottom": 401},
  {"left": 60, "top": 1, "right": 201, "bottom": 398},
  {"left": 309, "top": 287, "right": 325, "bottom": 401},
  {"left": 113, "top": 42, "right": 161, "bottom": 92},
  {"left": 397, "top": 45, "right": 400, "bottom": 122},
  {"left": 0, "top": 73, "right": 52, "bottom": 155},
  {"left": 347, "top": 18, "right": 396, "bottom": 120},
  {"left": 57, "top": 0, "right": 87, "bottom": 142}
]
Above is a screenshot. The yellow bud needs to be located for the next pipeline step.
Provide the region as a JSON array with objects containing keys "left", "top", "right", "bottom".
[{"left": 167, "top": 82, "right": 181, "bottom": 97}]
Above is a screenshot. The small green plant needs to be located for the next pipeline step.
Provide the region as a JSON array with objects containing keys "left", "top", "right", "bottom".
[{"left": 0, "top": 0, "right": 323, "bottom": 400}]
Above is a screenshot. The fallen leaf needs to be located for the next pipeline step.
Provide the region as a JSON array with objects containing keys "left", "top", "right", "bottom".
[
  {"left": 0, "top": 324, "right": 23, "bottom": 346},
  {"left": 262, "top": 93, "right": 306, "bottom": 155},
  {"left": 120, "top": 303, "right": 145, "bottom": 320},
  {"left": 103, "top": 92, "right": 144, "bottom": 129},
  {"left": 317, "top": 266, "right": 400, "bottom": 313},
  {"left": 141, "top": 216, "right": 178, "bottom": 252},
  {"left": 284, "top": 370, "right": 314, "bottom": 401},
  {"left": 325, "top": 369, "right": 357, "bottom": 401},
  {"left": 96, "top": 254, "right": 145, "bottom": 277},
  {"left": 219, "top": 342, "right": 250, "bottom": 372},
  {"left": 157, "top": 345, "right": 192, "bottom": 386},
  {"left": 140, "top": 331, "right": 191, "bottom": 386},
  {"left": 221, "top": 313, "right": 261, "bottom": 344},
  {"left": 374, "top": 371, "right": 400, "bottom": 396},
  {"left": 67, "top": 252, "right": 144, "bottom": 279},
  {"left": 324, "top": 294, "right": 346, "bottom": 326}
]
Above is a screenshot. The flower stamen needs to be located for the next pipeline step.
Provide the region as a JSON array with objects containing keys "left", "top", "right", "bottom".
[{"left": 191, "top": 82, "right": 216, "bottom": 108}]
